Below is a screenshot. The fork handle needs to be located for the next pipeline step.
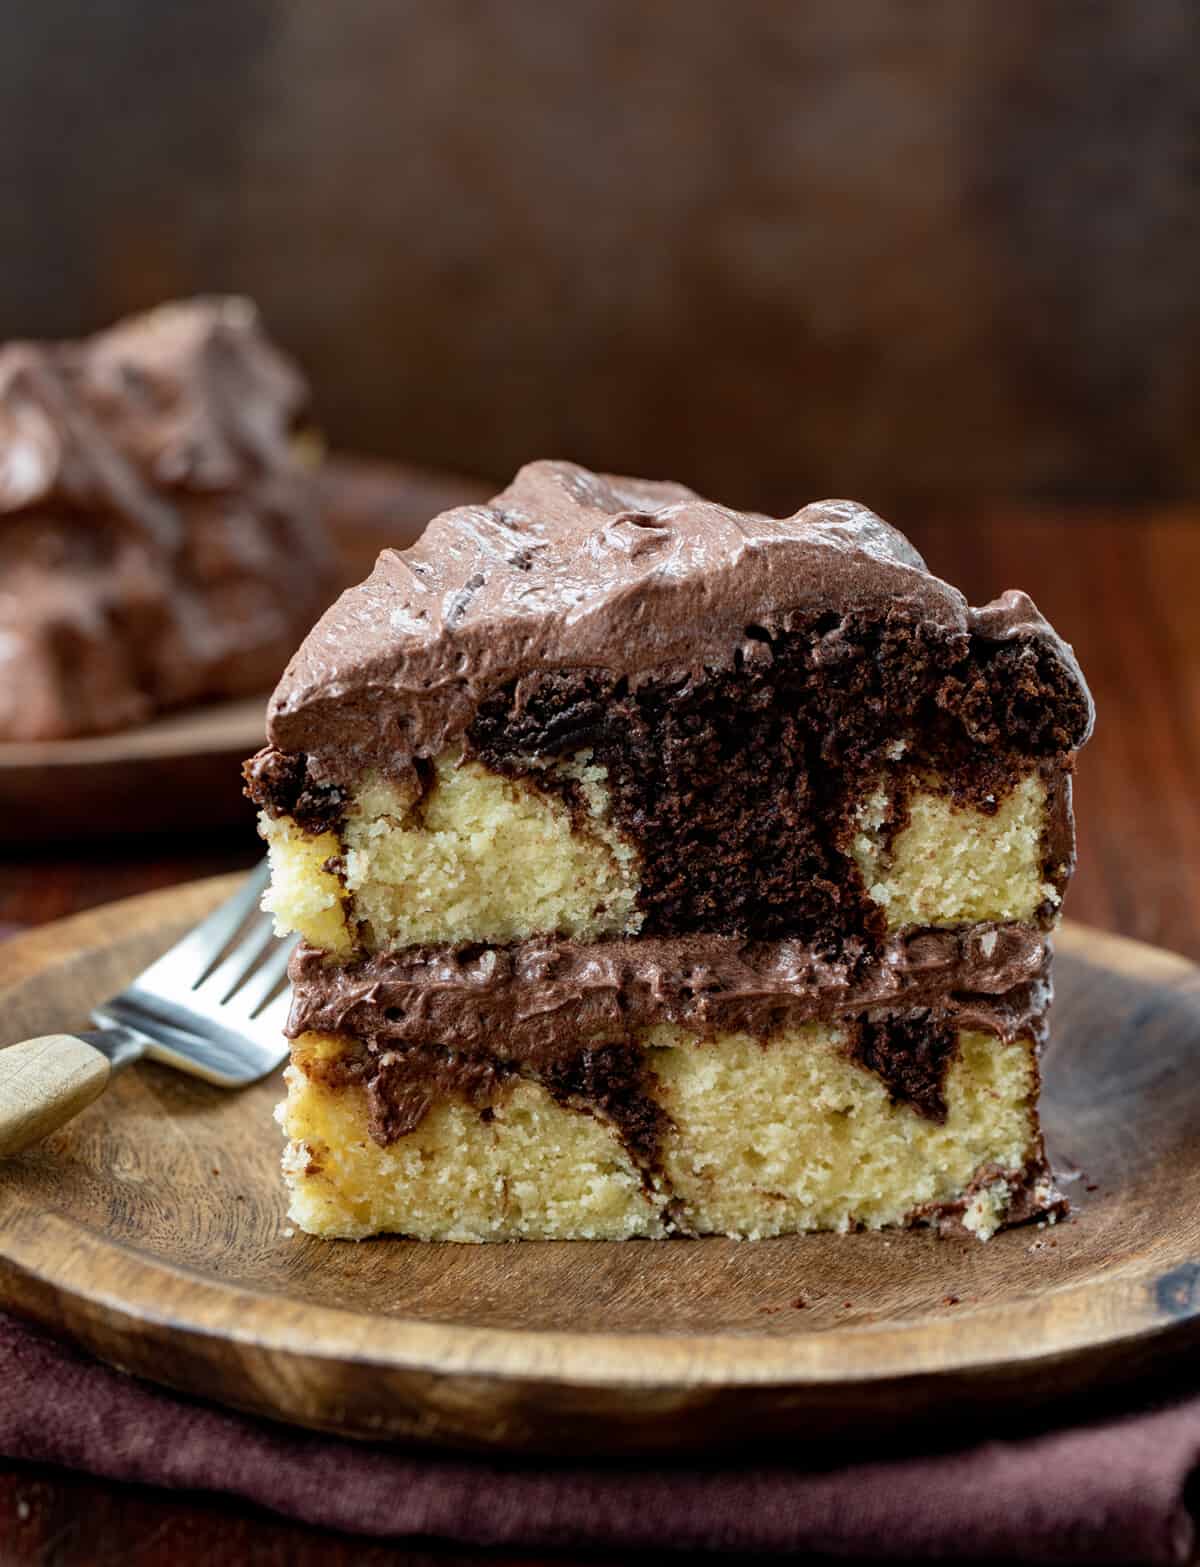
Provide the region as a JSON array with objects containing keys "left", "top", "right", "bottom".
[{"left": 0, "top": 1036, "right": 111, "bottom": 1156}]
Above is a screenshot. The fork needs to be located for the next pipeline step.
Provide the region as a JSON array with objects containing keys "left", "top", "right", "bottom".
[{"left": 0, "top": 862, "right": 294, "bottom": 1156}]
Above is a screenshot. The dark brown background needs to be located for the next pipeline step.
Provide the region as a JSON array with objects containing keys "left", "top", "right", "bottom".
[{"left": 3, "top": 1, "right": 1199, "bottom": 511}]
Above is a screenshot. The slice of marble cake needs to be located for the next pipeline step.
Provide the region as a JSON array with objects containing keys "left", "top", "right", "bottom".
[{"left": 246, "top": 460, "right": 1092, "bottom": 1241}]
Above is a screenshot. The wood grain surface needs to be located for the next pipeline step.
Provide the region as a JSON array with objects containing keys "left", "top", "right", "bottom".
[{"left": 0, "top": 479, "right": 1197, "bottom": 1562}]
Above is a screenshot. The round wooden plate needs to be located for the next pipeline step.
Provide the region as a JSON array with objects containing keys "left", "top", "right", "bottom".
[{"left": 2, "top": 877, "right": 1199, "bottom": 1456}]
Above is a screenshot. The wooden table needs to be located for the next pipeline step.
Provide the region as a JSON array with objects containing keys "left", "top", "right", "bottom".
[{"left": 2, "top": 500, "right": 1197, "bottom": 1564}]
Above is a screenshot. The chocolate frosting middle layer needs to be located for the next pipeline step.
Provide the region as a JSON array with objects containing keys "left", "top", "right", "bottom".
[{"left": 287, "top": 922, "right": 1051, "bottom": 1053}]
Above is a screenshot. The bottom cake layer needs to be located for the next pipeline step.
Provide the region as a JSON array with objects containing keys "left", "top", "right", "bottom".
[{"left": 278, "top": 1015, "right": 1060, "bottom": 1243}]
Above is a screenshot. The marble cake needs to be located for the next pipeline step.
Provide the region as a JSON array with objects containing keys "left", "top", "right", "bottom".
[{"left": 246, "top": 461, "right": 1093, "bottom": 1242}]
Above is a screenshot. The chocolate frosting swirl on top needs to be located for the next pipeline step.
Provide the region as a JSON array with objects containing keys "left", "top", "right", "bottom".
[{"left": 266, "top": 460, "right": 1094, "bottom": 772}]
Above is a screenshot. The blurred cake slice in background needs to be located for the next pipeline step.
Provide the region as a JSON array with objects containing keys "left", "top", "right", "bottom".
[
  {"left": 247, "top": 460, "right": 1093, "bottom": 1242},
  {"left": 0, "top": 297, "right": 332, "bottom": 741}
]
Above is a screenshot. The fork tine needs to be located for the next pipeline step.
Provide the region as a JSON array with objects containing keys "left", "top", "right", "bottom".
[
  {"left": 93, "top": 861, "right": 297, "bottom": 1087},
  {"left": 195, "top": 912, "right": 279, "bottom": 1004},
  {"left": 238, "top": 937, "right": 297, "bottom": 1017},
  {"left": 162, "top": 861, "right": 272, "bottom": 984}
]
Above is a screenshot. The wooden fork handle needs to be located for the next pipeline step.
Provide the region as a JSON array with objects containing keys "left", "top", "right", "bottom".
[{"left": 0, "top": 1035, "right": 111, "bottom": 1156}]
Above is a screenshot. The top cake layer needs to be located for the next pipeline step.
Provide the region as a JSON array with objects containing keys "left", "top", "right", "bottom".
[
  {"left": 266, "top": 460, "right": 1092, "bottom": 781},
  {"left": 250, "top": 462, "right": 1092, "bottom": 952},
  {"left": 0, "top": 297, "right": 332, "bottom": 740}
]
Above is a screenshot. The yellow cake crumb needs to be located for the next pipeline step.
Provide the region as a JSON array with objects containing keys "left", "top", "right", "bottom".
[
  {"left": 261, "top": 751, "right": 1059, "bottom": 951},
  {"left": 262, "top": 747, "right": 641, "bottom": 950},
  {"left": 277, "top": 1025, "right": 1039, "bottom": 1242},
  {"left": 852, "top": 773, "right": 1054, "bottom": 929},
  {"left": 277, "top": 1051, "right": 662, "bottom": 1241}
]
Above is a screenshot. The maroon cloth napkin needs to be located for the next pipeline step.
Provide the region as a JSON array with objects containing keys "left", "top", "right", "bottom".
[{"left": 2, "top": 1311, "right": 1198, "bottom": 1562}]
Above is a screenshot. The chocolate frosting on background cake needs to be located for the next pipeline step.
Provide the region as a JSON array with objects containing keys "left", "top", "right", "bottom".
[
  {"left": 0, "top": 297, "right": 332, "bottom": 740},
  {"left": 266, "top": 459, "right": 1094, "bottom": 777}
]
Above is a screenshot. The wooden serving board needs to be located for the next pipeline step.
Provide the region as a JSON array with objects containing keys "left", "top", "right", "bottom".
[{"left": 2, "top": 877, "right": 1199, "bottom": 1456}]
